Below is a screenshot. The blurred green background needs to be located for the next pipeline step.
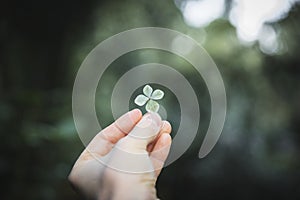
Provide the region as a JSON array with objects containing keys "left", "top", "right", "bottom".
[{"left": 1, "top": 0, "right": 300, "bottom": 199}]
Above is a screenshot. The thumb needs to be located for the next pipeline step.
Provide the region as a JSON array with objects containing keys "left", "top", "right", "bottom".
[
  {"left": 102, "top": 112, "right": 162, "bottom": 173},
  {"left": 117, "top": 112, "right": 162, "bottom": 153}
]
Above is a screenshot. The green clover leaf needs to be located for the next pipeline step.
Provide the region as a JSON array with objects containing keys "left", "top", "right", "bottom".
[{"left": 134, "top": 85, "right": 164, "bottom": 112}]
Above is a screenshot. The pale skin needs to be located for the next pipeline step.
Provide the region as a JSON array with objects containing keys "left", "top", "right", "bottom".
[{"left": 68, "top": 109, "right": 172, "bottom": 200}]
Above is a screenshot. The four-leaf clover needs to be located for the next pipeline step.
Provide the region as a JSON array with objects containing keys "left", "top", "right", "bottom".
[{"left": 134, "top": 85, "right": 164, "bottom": 112}]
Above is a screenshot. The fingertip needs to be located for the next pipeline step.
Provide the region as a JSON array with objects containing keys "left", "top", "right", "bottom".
[
  {"left": 146, "top": 121, "right": 171, "bottom": 152},
  {"left": 161, "top": 121, "right": 172, "bottom": 134},
  {"left": 129, "top": 109, "right": 143, "bottom": 122},
  {"left": 152, "top": 133, "right": 172, "bottom": 151},
  {"left": 114, "top": 109, "right": 142, "bottom": 134},
  {"left": 131, "top": 108, "right": 142, "bottom": 116},
  {"left": 128, "top": 108, "right": 143, "bottom": 125},
  {"left": 160, "top": 133, "right": 172, "bottom": 145}
]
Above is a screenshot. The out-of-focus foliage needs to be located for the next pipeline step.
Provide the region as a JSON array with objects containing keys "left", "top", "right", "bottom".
[
  {"left": 1, "top": 0, "right": 300, "bottom": 199},
  {"left": 176, "top": 0, "right": 300, "bottom": 54}
]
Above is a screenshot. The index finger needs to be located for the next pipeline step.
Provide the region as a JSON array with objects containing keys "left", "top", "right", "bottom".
[{"left": 87, "top": 109, "right": 142, "bottom": 156}]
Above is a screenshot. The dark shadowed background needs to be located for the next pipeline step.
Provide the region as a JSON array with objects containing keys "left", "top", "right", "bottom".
[{"left": 1, "top": 0, "right": 300, "bottom": 199}]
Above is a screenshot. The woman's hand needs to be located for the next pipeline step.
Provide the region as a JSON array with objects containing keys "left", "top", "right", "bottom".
[{"left": 68, "top": 109, "right": 172, "bottom": 200}]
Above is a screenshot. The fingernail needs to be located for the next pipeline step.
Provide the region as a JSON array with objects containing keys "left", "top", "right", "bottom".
[
  {"left": 129, "top": 112, "right": 162, "bottom": 140},
  {"left": 136, "top": 112, "right": 161, "bottom": 128}
]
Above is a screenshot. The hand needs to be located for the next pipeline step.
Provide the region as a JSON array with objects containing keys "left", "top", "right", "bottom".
[{"left": 68, "top": 109, "right": 172, "bottom": 200}]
